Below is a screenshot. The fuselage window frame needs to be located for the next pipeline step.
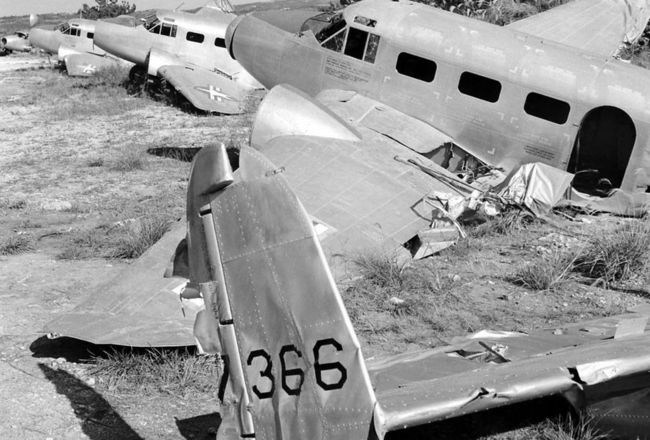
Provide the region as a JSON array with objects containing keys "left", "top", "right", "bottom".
[
  {"left": 395, "top": 52, "right": 437, "bottom": 83},
  {"left": 458, "top": 71, "right": 502, "bottom": 103},
  {"left": 524, "top": 92, "right": 570, "bottom": 125},
  {"left": 160, "top": 22, "right": 177, "bottom": 38},
  {"left": 186, "top": 31, "right": 205, "bottom": 44}
]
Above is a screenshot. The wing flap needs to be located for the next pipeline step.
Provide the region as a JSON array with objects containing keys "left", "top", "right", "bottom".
[
  {"left": 158, "top": 65, "right": 247, "bottom": 114},
  {"left": 506, "top": 0, "right": 650, "bottom": 57}
]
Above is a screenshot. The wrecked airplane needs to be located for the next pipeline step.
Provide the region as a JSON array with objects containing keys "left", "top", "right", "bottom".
[
  {"left": 185, "top": 143, "right": 650, "bottom": 440},
  {"left": 28, "top": 15, "right": 131, "bottom": 76},
  {"left": 225, "top": 0, "right": 650, "bottom": 208},
  {"left": 0, "top": 31, "right": 31, "bottom": 55},
  {"left": 91, "top": 1, "right": 263, "bottom": 114}
]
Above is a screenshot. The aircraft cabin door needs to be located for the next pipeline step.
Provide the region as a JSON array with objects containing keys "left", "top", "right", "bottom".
[{"left": 568, "top": 106, "right": 636, "bottom": 194}]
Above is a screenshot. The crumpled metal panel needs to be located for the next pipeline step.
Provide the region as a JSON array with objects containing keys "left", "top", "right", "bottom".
[
  {"left": 43, "top": 221, "right": 198, "bottom": 347},
  {"left": 373, "top": 334, "right": 650, "bottom": 436},
  {"left": 506, "top": 0, "right": 650, "bottom": 57},
  {"left": 204, "top": 147, "right": 376, "bottom": 439}
]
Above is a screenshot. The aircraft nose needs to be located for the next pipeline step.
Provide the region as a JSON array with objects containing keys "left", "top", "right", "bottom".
[
  {"left": 93, "top": 20, "right": 149, "bottom": 65},
  {"left": 28, "top": 28, "right": 60, "bottom": 54},
  {"left": 226, "top": 15, "right": 287, "bottom": 89}
]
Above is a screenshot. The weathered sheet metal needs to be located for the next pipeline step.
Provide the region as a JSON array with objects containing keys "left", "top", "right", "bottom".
[
  {"left": 43, "top": 221, "right": 198, "bottom": 347},
  {"left": 373, "top": 335, "right": 650, "bottom": 436},
  {"left": 507, "top": 0, "right": 650, "bottom": 57},
  {"left": 188, "top": 145, "right": 377, "bottom": 440}
]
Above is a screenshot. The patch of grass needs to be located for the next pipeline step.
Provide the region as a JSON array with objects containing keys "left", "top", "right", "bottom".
[
  {"left": 574, "top": 220, "right": 650, "bottom": 286},
  {"left": 0, "top": 199, "right": 27, "bottom": 210},
  {"left": 86, "top": 157, "right": 104, "bottom": 167},
  {"left": 110, "top": 150, "right": 146, "bottom": 172},
  {"left": 511, "top": 250, "right": 576, "bottom": 291},
  {"left": 468, "top": 209, "right": 538, "bottom": 238},
  {"left": 343, "top": 250, "right": 479, "bottom": 350},
  {"left": 90, "top": 348, "right": 221, "bottom": 397},
  {"left": 518, "top": 413, "right": 610, "bottom": 440},
  {"left": 109, "top": 216, "right": 171, "bottom": 259},
  {"left": 0, "top": 234, "right": 35, "bottom": 255},
  {"left": 57, "top": 216, "right": 171, "bottom": 260}
]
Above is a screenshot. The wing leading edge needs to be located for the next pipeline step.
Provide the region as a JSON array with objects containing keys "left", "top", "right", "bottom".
[{"left": 507, "top": 0, "right": 650, "bottom": 57}]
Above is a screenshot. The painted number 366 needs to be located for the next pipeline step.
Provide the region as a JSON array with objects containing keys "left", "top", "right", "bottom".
[{"left": 246, "top": 338, "right": 347, "bottom": 399}]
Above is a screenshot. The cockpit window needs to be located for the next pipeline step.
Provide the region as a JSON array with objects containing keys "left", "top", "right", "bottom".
[
  {"left": 321, "top": 28, "right": 346, "bottom": 52},
  {"left": 145, "top": 17, "right": 161, "bottom": 33},
  {"left": 344, "top": 27, "right": 367, "bottom": 59},
  {"left": 160, "top": 22, "right": 177, "bottom": 37},
  {"left": 301, "top": 12, "right": 346, "bottom": 43},
  {"left": 57, "top": 23, "right": 80, "bottom": 36}
]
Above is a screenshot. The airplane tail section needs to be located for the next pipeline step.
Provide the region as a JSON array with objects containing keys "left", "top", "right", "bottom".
[{"left": 186, "top": 144, "right": 377, "bottom": 439}]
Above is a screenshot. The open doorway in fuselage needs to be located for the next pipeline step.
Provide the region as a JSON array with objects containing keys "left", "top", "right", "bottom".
[{"left": 568, "top": 106, "right": 636, "bottom": 195}]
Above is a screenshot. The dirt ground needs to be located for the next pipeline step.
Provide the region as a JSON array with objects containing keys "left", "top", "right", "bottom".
[
  {"left": 0, "top": 53, "right": 248, "bottom": 439},
  {"left": 1, "top": 53, "right": 648, "bottom": 439}
]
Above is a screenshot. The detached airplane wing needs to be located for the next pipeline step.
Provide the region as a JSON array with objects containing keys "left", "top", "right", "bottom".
[
  {"left": 44, "top": 221, "right": 198, "bottom": 347},
  {"left": 186, "top": 144, "right": 650, "bottom": 439},
  {"left": 158, "top": 65, "right": 247, "bottom": 114},
  {"left": 507, "top": 0, "right": 650, "bottom": 57},
  {"left": 252, "top": 86, "right": 476, "bottom": 264},
  {"left": 63, "top": 52, "right": 122, "bottom": 76}
]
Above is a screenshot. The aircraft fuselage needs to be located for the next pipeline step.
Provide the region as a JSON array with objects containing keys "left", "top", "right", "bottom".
[
  {"left": 229, "top": 0, "right": 650, "bottom": 193},
  {"left": 94, "top": 8, "right": 260, "bottom": 89}
]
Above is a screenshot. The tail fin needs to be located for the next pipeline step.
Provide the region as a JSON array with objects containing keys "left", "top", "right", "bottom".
[{"left": 187, "top": 144, "right": 377, "bottom": 439}]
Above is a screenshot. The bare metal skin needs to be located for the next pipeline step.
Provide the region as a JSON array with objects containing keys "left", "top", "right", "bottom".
[
  {"left": 92, "top": 5, "right": 261, "bottom": 113},
  {"left": 227, "top": 0, "right": 650, "bottom": 195}
]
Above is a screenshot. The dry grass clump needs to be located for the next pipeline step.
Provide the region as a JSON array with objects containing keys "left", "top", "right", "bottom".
[
  {"left": 109, "top": 216, "right": 171, "bottom": 259},
  {"left": 57, "top": 216, "right": 171, "bottom": 260},
  {"left": 511, "top": 220, "right": 649, "bottom": 291},
  {"left": 343, "top": 250, "right": 479, "bottom": 349},
  {"left": 511, "top": 251, "right": 576, "bottom": 291},
  {"left": 468, "top": 208, "right": 538, "bottom": 238},
  {"left": 0, "top": 234, "right": 35, "bottom": 255},
  {"left": 521, "top": 414, "right": 610, "bottom": 440},
  {"left": 90, "top": 348, "right": 221, "bottom": 397},
  {"left": 109, "top": 149, "right": 147, "bottom": 172},
  {"left": 574, "top": 220, "right": 650, "bottom": 286}
]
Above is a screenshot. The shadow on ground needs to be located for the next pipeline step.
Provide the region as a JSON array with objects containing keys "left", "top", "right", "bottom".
[
  {"left": 30, "top": 335, "right": 98, "bottom": 363},
  {"left": 38, "top": 363, "right": 143, "bottom": 440}
]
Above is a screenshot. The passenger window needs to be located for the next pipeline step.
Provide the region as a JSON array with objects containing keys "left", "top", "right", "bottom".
[
  {"left": 87, "top": 32, "right": 94, "bottom": 39},
  {"left": 322, "top": 28, "right": 346, "bottom": 52},
  {"left": 160, "top": 23, "right": 177, "bottom": 37},
  {"left": 215, "top": 37, "right": 226, "bottom": 48},
  {"left": 344, "top": 27, "right": 368, "bottom": 60},
  {"left": 364, "top": 33, "right": 380, "bottom": 63},
  {"left": 186, "top": 31, "right": 204, "bottom": 43},
  {"left": 458, "top": 71, "right": 501, "bottom": 103},
  {"left": 524, "top": 92, "right": 570, "bottom": 124},
  {"left": 396, "top": 52, "right": 436, "bottom": 82}
]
